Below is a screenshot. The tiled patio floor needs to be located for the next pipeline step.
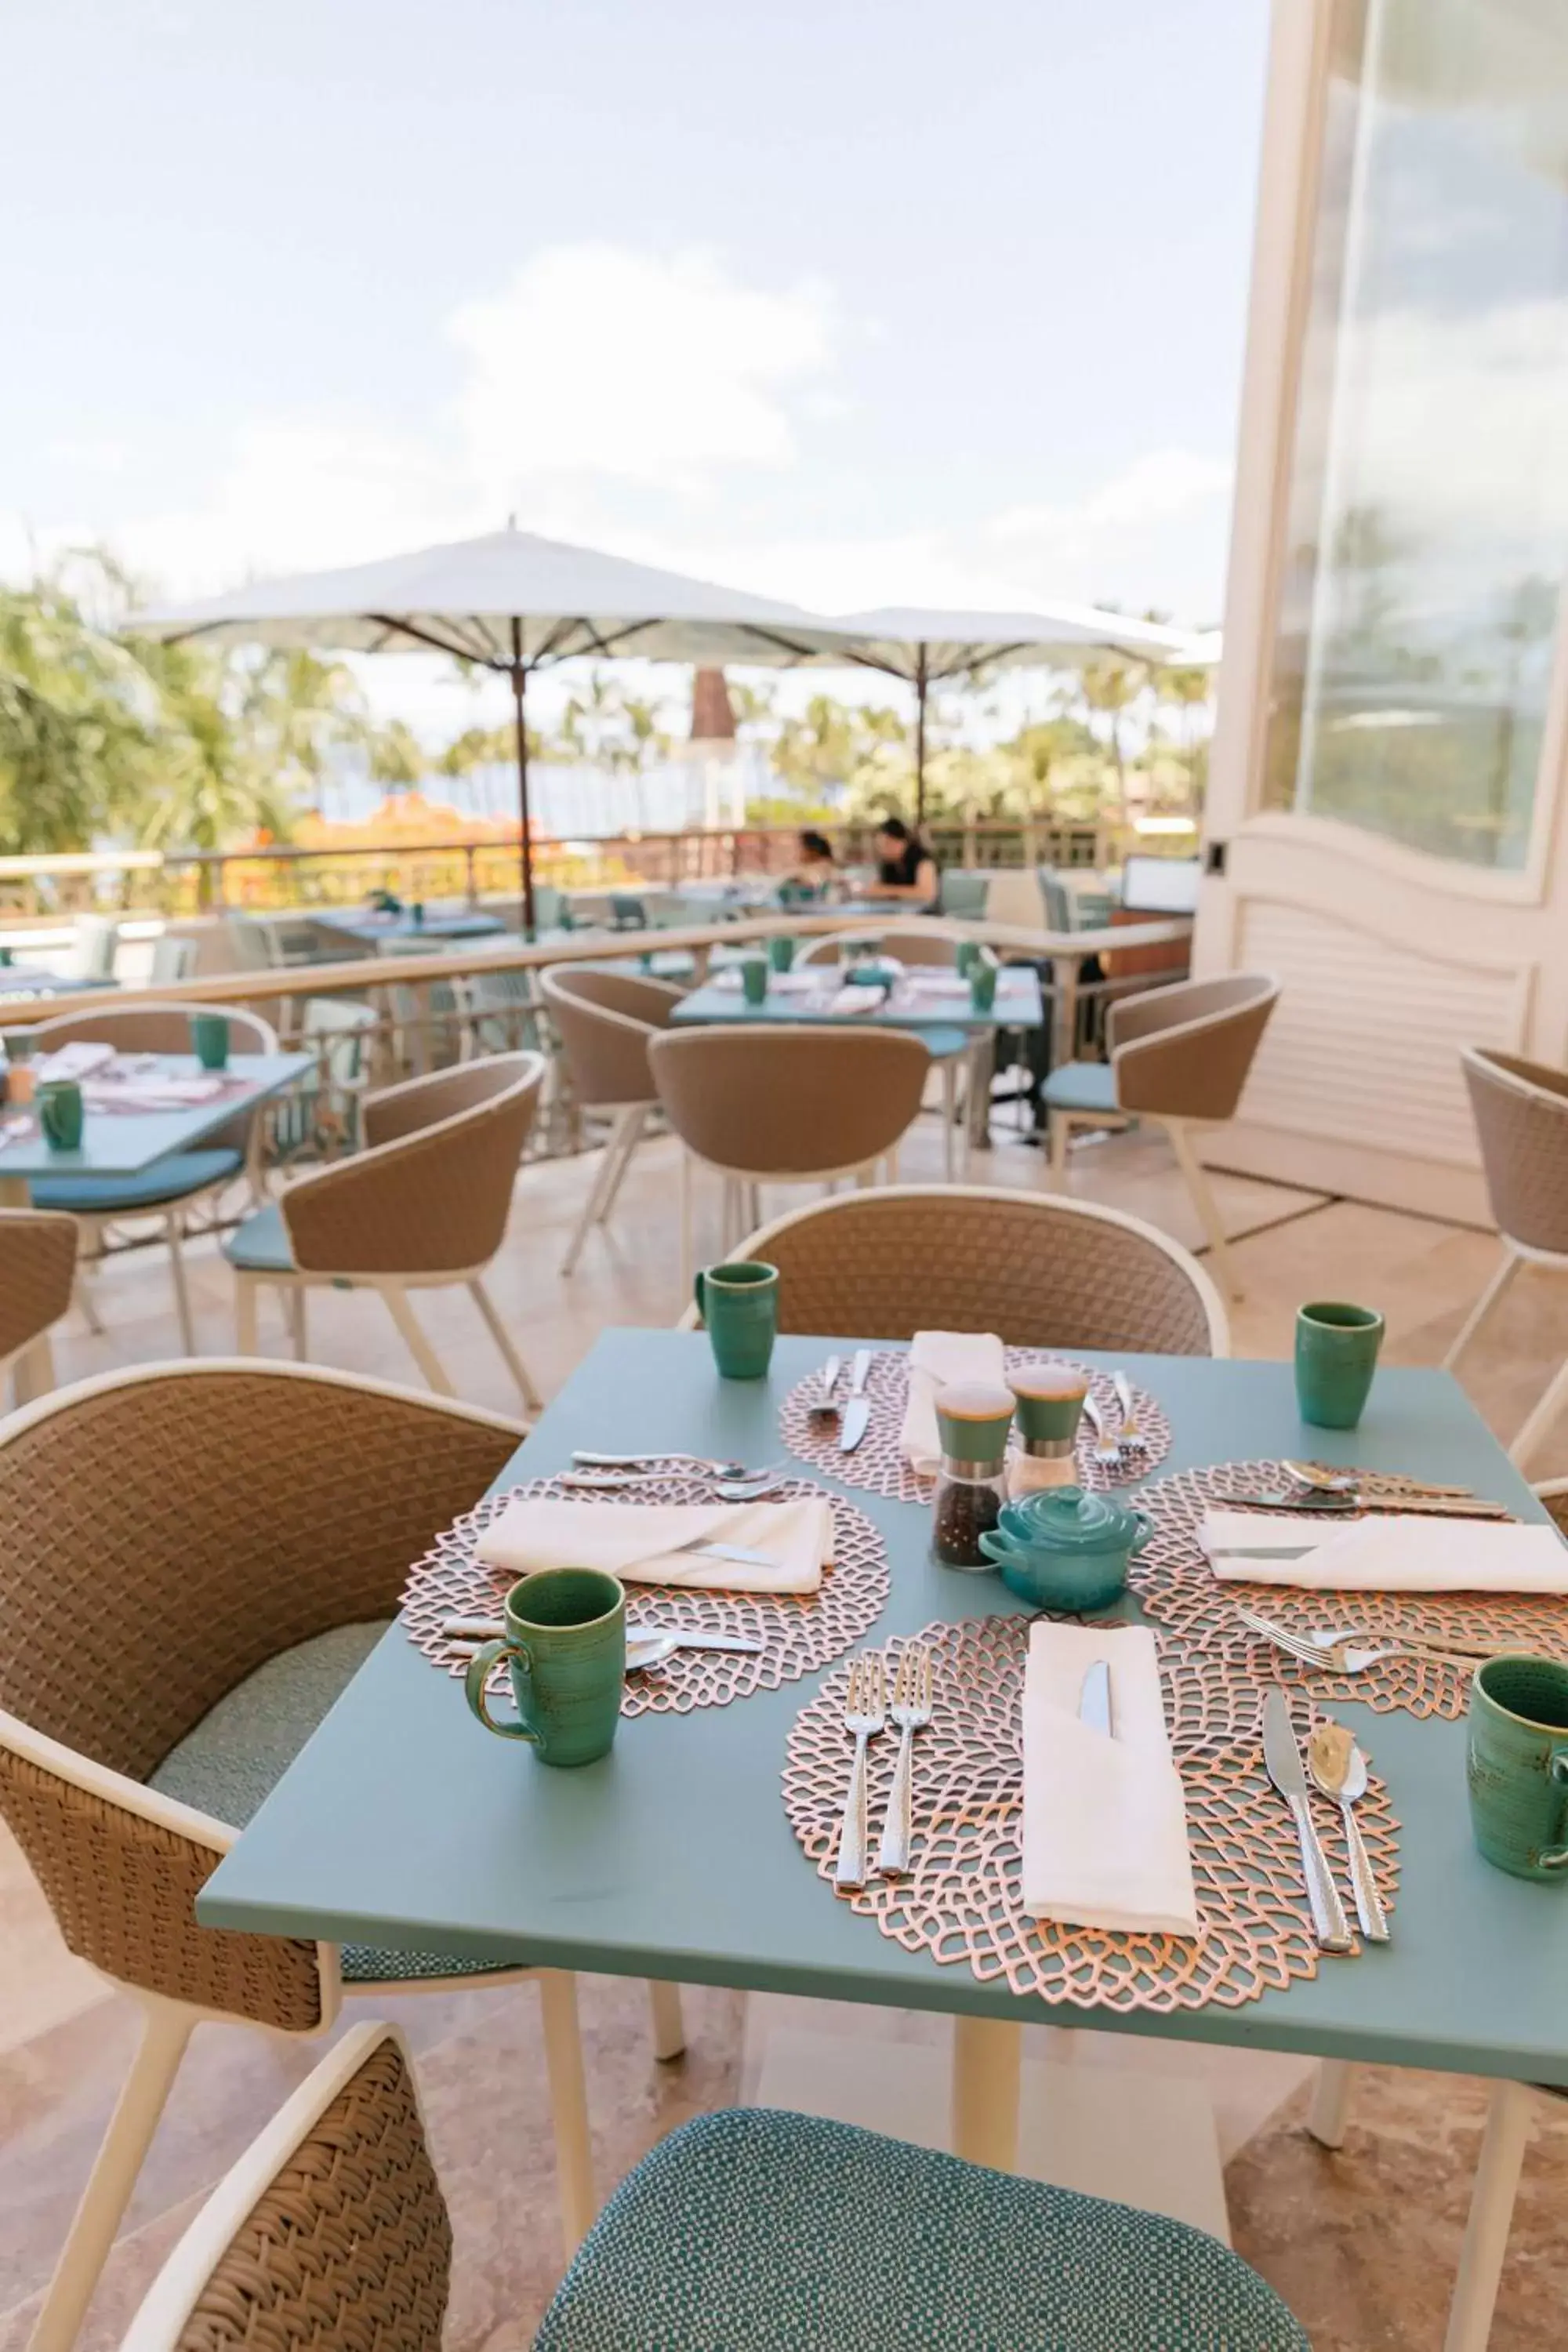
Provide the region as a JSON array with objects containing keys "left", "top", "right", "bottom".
[{"left": 4, "top": 1109, "right": 1566, "bottom": 2348}]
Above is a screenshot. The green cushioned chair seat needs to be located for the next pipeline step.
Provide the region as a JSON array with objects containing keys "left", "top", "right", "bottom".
[
  {"left": 148, "top": 1624, "right": 528, "bottom": 1989},
  {"left": 31, "top": 1147, "right": 241, "bottom": 1214},
  {"left": 1040, "top": 1059, "right": 1121, "bottom": 1116},
  {"left": 222, "top": 1200, "right": 295, "bottom": 1272},
  {"left": 535, "top": 2109, "right": 1308, "bottom": 2351}
]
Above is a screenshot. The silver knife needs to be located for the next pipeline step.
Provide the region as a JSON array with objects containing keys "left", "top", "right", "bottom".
[
  {"left": 1262, "top": 1689, "right": 1353, "bottom": 1952},
  {"left": 809, "top": 1354, "right": 842, "bottom": 1417},
  {"left": 840, "top": 1348, "right": 873, "bottom": 1453},
  {"left": 1078, "top": 1659, "right": 1113, "bottom": 1737},
  {"left": 683, "top": 1541, "right": 782, "bottom": 1569}
]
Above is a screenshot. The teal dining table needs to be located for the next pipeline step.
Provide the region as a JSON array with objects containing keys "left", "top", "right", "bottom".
[
  {"left": 0, "top": 1051, "right": 313, "bottom": 1207},
  {"left": 200, "top": 1327, "right": 1568, "bottom": 2281}
]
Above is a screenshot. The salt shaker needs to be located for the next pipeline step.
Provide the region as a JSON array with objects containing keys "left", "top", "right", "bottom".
[
  {"left": 1007, "top": 1363, "right": 1090, "bottom": 1498},
  {"left": 931, "top": 1382, "right": 1014, "bottom": 1570}
]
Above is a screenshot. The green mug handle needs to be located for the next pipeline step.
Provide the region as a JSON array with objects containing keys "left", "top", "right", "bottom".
[
  {"left": 464, "top": 1638, "right": 539, "bottom": 1743},
  {"left": 693, "top": 1269, "right": 706, "bottom": 1323},
  {"left": 1541, "top": 1750, "right": 1568, "bottom": 1869}
]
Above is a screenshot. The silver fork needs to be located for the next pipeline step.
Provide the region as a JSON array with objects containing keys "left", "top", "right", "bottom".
[
  {"left": 1112, "top": 1371, "right": 1147, "bottom": 1454},
  {"left": 1082, "top": 1392, "right": 1122, "bottom": 1472},
  {"left": 571, "top": 1450, "right": 751, "bottom": 1479},
  {"left": 876, "top": 1642, "right": 933, "bottom": 1876},
  {"left": 833, "top": 1653, "right": 887, "bottom": 1889},
  {"left": 1237, "top": 1608, "right": 1483, "bottom": 1676}
]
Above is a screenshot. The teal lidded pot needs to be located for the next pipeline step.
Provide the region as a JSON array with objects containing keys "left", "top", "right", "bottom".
[{"left": 978, "top": 1483, "right": 1152, "bottom": 1612}]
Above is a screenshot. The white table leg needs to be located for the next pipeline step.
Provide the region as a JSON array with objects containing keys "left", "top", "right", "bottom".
[
  {"left": 1307, "top": 2059, "right": 1356, "bottom": 2149},
  {"left": 1443, "top": 2080, "right": 1534, "bottom": 2352},
  {"left": 951, "top": 2015, "right": 1022, "bottom": 2171}
]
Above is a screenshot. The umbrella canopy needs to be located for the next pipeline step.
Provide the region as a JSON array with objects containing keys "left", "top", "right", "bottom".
[
  {"left": 827, "top": 604, "right": 1198, "bottom": 822},
  {"left": 130, "top": 527, "right": 862, "bottom": 928}
]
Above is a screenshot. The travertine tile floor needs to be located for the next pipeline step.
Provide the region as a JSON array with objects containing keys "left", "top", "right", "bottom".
[{"left": 4, "top": 1107, "right": 1567, "bottom": 2349}]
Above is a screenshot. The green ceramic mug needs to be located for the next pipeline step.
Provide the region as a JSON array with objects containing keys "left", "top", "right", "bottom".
[
  {"left": 38, "top": 1079, "right": 84, "bottom": 1152},
  {"left": 191, "top": 1011, "right": 230, "bottom": 1072},
  {"left": 768, "top": 935, "right": 796, "bottom": 972},
  {"left": 1294, "top": 1300, "right": 1384, "bottom": 1430},
  {"left": 739, "top": 956, "right": 769, "bottom": 1007},
  {"left": 1468, "top": 1656, "right": 1568, "bottom": 1878},
  {"left": 954, "top": 939, "right": 981, "bottom": 978},
  {"left": 969, "top": 959, "right": 999, "bottom": 1013},
  {"left": 695, "top": 1259, "right": 779, "bottom": 1378},
  {"left": 464, "top": 1568, "right": 626, "bottom": 1766}
]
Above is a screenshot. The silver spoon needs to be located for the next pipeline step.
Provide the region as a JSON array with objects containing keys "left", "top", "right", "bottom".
[{"left": 1306, "top": 1721, "right": 1390, "bottom": 1944}]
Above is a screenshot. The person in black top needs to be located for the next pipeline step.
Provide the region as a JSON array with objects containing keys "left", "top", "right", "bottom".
[{"left": 866, "top": 815, "right": 938, "bottom": 905}]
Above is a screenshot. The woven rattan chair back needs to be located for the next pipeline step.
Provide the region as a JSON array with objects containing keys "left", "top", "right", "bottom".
[
  {"left": 121, "top": 2027, "right": 452, "bottom": 2352},
  {"left": 0, "top": 1364, "right": 521, "bottom": 2024},
  {"left": 725, "top": 1184, "right": 1229, "bottom": 1353},
  {"left": 1109, "top": 972, "right": 1279, "bottom": 1123},
  {"left": 1534, "top": 1479, "right": 1568, "bottom": 1538},
  {"left": 279, "top": 1051, "right": 543, "bottom": 1277},
  {"left": 1461, "top": 1049, "right": 1568, "bottom": 1256},
  {"left": 0, "top": 1208, "right": 77, "bottom": 1368},
  {"left": 539, "top": 965, "right": 684, "bottom": 1107},
  {"left": 649, "top": 1025, "right": 931, "bottom": 1179}
]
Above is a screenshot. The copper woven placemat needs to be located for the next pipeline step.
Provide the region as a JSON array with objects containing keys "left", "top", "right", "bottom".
[
  {"left": 779, "top": 1349, "right": 1171, "bottom": 1501},
  {"left": 401, "top": 1474, "right": 890, "bottom": 1719},
  {"left": 1131, "top": 1460, "right": 1565, "bottom": 1721},
  {"left": 782, "top": 1613, "right": 1399, "bottom": 2011}
]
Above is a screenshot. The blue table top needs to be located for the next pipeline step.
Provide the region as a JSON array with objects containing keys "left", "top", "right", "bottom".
[
  {"left": 316, "top": 909, "right": 506, "bottom": 942},
  {"left": 0, "top": 1051, "right": 311, "bottom": 1178},
  {"left": 0, "top": 967, "right": 120, "bottom": 1000},
  {"left": 673, "top": 968, "right": 1044, "bottom": 1033},
  {"left": 198, "top": 1331, "right": 1568, "bottom": 2086}
]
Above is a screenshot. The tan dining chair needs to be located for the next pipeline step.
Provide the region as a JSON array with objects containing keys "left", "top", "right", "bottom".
[
  {"left": 539, "top": 964, "right": 685, "bottom": 1276},
  {"left": 650, "top": 1025, "right": 934, "bottom": 1291},
  {"left": 0, "top": 1207, "right": 78, "bottom": 1406},
  {"left": 224, "top": 1052, "right": 543, "bottom": 1408},
  {"left": 1449, "top": 1047, "right": 1568, "bottom": 1468},
  {"left": 23, "top": 1000, "right": 281, "bottom": 1353},
  {"left": 1040, "top": 971, "right": 1280, "bottom": 1301},
  {"left": 0, "top": 1363, "right": 683, "bottom": 2352},
  {"left": 686, "top": 1182, "right": 1229, "bottom": 1355},
  {"left": 120, "top": 2026, "right": 1308, "bottom": 2352}
]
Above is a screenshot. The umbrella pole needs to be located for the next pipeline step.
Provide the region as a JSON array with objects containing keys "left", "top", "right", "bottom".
[
  {"left": 509, "top": 626, "right": 536, "bottom": 936},
  {"left": 913, "top": 648, "right": 928, "bottom": 827}
]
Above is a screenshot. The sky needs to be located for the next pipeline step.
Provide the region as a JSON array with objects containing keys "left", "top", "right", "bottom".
[{"left": 3, "top": 0, "right": 1269, "bottom": 730}]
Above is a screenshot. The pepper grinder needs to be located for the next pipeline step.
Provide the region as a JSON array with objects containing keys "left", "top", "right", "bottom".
[
  {"left": 931, "top": 1382, "right": 1015, "bottom": 1570},
  {"left": 1007, "top": 1363, "right": 1090, "bottom": 1497}
]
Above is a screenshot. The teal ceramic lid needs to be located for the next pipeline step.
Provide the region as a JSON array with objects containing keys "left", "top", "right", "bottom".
[
  {"left": 934, "top": 1381, "right": 1014, "bottom": 1467},
  {"left": 999, "top": 1484, "right": 1144, "bottom": 1552}
]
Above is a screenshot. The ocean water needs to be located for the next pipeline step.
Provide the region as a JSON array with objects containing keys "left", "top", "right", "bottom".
[{"left": 316, "top": 747, "right": 770, "bottom": 839}]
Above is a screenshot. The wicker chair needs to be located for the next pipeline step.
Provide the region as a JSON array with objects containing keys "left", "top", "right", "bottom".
[
  {"left": 23, "top": 1000, "right": 281, "bottom": 1354},
  {"left": 1040, "top": 972, "right": 1280, "bottom": 1301},
  {"left": 650, "top": 1026, "right": 933, "bottom": 1291},
  {"left": 122, "top": 2042, "right": 1308, "bottom": 2352},
  {"left": 223, "top": 1053, "right": 544, "bottom": 1408},
  {"left": 539, "top": 965, "right": 685, "bottom": 1276},
  {"left": 681, "top": 1183, "right": 1229, "bottom": 1354},
  {"left": 0, "top": 1363, "right": 674, "bottom": 2351},
  {"left": 1449, "top": 1048, "right": 1568, "bottom": 1468},
  {"left": 0, "top": 1207, "right": 77, "bottom": 1406}
]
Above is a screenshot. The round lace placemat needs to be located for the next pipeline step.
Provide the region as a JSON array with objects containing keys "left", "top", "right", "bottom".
[
  {"left": 779, "top": 1349, "right": 1171, "bottom": 1501},
  {"left": 1131, "top": 1460, "right": 1559, "bottom": 1721},
  {"left": 782, "top": 1613, "right": 1399, "bottom": 2011},
  {"left": 401, "top": 1474, "right": 890, "bottom": 1719}
]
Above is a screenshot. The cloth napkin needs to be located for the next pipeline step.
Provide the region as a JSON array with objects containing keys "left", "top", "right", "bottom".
[
  {"left": 1020, "top": 1622, "right": 1200, "bottom": 1938},
  {"left": 826, "top": 984, "right": 887, "bottom": 1017},
  {"left": 83, "top": 1073, "right": 230, "bottom": 1109},
  {"left": 37, "top": 1041, "right": 116, "bottom": 1082},
  {"left": 474, "top": 1494, "right": 831, "bottom": 1594},
  {"left": 898, "top": 1329, "right": 1007, "bottom": 1476},
  {"left": 711, "top": 967, "right": 829, "bottom": 996},
  {"left": 1197, "top": 1509, "right": 1568, "bottom": 1593}
]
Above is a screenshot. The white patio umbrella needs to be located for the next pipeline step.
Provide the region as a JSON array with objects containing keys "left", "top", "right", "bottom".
[
  {"left": 130, "top": 525, "right": 862, "bottom": 929},
  {"left": 826, "top": 604, "right": 1198, "bottom": 822}
]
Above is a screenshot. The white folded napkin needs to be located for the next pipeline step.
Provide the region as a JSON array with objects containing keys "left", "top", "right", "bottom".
[
  {"left": 826, "top": 984, "right": 887, "bottom": 1016},
  {"left": 37, "top": 1041, "right": 116, "bottom": 1082},
  {"left": 900, "top": 971, "right": 971, "bottom": 994},
  {"left": 474, "top": 1494, "right": 831, "bottom": 1595},
  {"left": 84, "top": 1073, "right": 229, "bottom": 1109},
  {"left": 898, "top": 1330, "right": 1007, "bottom": 1476},
  {"left": 1197, "top": 1508, "right": 1568, "bottom": 1593},
  {"left": 1020, "top": 1622, "right": 1200, "bottom": 1938}
]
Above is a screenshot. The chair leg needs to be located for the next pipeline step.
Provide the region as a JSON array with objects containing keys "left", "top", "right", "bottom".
[
  {"left": 536, "top": 1969, "right": 596, "bottom": 2258},
  {"left": 164, "top": 1212, "right": 196, "bottom": 1354},
  {"left": 561, "top": 1114, "right": 630, "bottom": 1275},
  {"left": 469, "top": 1276, "right": 543, "bottom": 1413},
  {"left": 27, "top": 1997, "right": 194, "bottom": 2352},
  {"left": 594, "top": 1105, "right": 646, "bottom": 1227},
  {"left": 1444, "top": 1246, "right": 1523, "bottom": 1372},
  {"left": 383, "top": 1287, "right": 455, "bottom": 1395},
  {"left": 1443, "top": 2079, "right": 1534, "bottom": 2352},
  {"left": 13, "top": 1333, "right": 56, "bottom": 1406},
  {"left": 720, "top": 1177, "right": 740, "bottom": 1252},
  {"left": 1508, "top": 1351, "right": 1568, "bottom": 1472},
  {"left": 1047, "top": 1109, "right": 1070, "bottom": 1182},
  {"left": 941, "top": 1059, "right": 957, "bottom": 1181},
  {"left": 1307, "top": 2059, "right": 1356, "bottom": 2148},
  {"left": 287, "top": 1287, "right": 309, "bottom": 1363},
  {"left": 680, "top": 1148, "right": 695, "bottom": 1299},
  {"left": 74, "top": 1269, "right": 104, "bottom": 1336},
  {"left": 647, "top": 1979, "right": 687, "bottom": 2062},
  {"left": 234, "top": 1273, "right": 259, "bottom": 1354},
  {"left": 1164, "top": 1119, "right": 1242, "bottom": 1301}
]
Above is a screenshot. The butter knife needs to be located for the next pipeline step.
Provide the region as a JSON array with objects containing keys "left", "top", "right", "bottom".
[
  {"left": 1078, "top": 1658, "right": 1113, "bottom": 1737},
  {"left": 1262, "top": 1689, "right": 1353, "bottom": 1952},
  {"left": 839, "top": 1348, "right": 873, "bottom": 1454}
]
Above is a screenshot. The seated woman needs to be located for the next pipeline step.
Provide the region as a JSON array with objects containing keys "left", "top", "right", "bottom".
[
  {"left": 788, "top": 829, "right": 839, "bottom": 897},
  {"left": 865, "top": 815, "right": 939, "bottom": 906}
]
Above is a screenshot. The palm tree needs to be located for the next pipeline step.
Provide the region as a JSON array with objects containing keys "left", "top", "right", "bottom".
[
  {"left": 1076, "top": 657, "right": 1145, "bottom": 827},
  {"left": 367, "top": 718, "right": 427, "bottom": 791},
  {"left": 0, "top": 580, "right": 159, "bottom": 853}
]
